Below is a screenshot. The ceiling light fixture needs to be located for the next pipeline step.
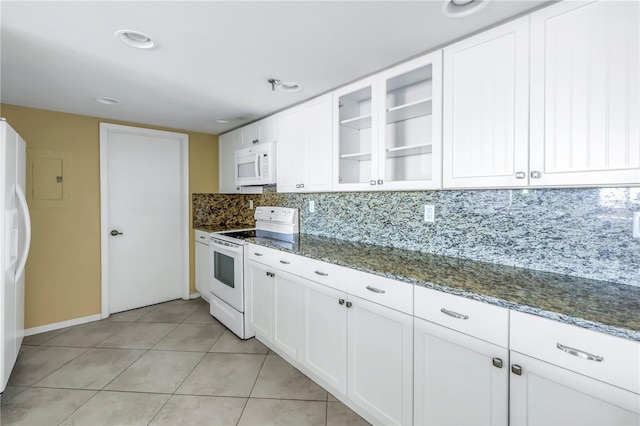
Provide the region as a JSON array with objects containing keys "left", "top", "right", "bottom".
[
  {"left": 96, "top": 97, "right": 120, "bottom": 105},
  {"left": 441, "top": 0, "right": 489, "bottom": 18},
  {"left": 214, "top": 118, "right": 231, "bottom": 124},
  {"left": 115, "top": 30, "right": 157, "bottom": 49},
  {"left": 278, "top": 82, "right": 302, "bottom": 93}
]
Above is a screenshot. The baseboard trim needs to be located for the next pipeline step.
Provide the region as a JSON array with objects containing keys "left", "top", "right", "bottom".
[{"left": 24, "top": 314, "right": 102, "bottom": 336}]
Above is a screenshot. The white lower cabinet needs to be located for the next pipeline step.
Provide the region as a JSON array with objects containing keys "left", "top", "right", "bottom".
[
  {"left": 301, "top": 278, "right": 348, "bottom": 396},
  {"left": 414, "top": 318, "right": 508, "bottom": 426},
  {"left": 194, "top": 230, "right": 211, "bottom": 302},
  {"left": 509, "top": 351, "right": 640, "bottom": 425},
  {"left": 347, "top": 295, "right": 413, "bottom": 426},
  {"left": 248, "top": 260, "right": 274, "bottom": 339},
  {"left": 272, "top": 269, "right": 302, "bottom": 360}
]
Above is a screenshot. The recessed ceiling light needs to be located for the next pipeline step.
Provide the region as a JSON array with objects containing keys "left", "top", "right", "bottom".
[
  {"left": 115, "top": 30, "right": 157, "bottom": 49},
  {"left": 96, "top": 97, "right": 120, "bottom": 105},
  {"left": 441, "top": 0, "right": 489, "bottom": 18},
  {"left": 214, "top": 118, "right": 231, "bottom": 124},
  {"left": 278, "top": 82, "right": 302, "bottom": 93}
]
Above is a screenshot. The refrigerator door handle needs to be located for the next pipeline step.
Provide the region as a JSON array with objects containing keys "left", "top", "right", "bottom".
[{"left": 15, "top": 184, "right": 31, "bottom": 281}]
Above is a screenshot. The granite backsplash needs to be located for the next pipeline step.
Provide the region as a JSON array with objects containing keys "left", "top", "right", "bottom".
[{"left": 193, "top": 187, "right": 640, "bottom": 287}]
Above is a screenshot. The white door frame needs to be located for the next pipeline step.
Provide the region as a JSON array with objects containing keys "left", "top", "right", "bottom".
[{"left": 99, "top": 123, "right": 190, "bottom": 319}]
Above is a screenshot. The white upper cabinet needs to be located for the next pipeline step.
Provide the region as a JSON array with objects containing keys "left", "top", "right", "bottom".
[
  {"left": 334, "top": 77, "right": 379, "bottom": 191},
  {"left": 218, "top": 128, "right": 243, "bottom": 194},
  {"left": 442, "top": 17, "right": 530, "bottom": 189},
  {"left": 377, "top": 52, "right": 443, "bottom": 190},
  {"left": 277, "top": 94, "right": 333, "bottom": 193},
  {"left": 529, "top": 0, "right": 640, "bottom": 186},
  {"left": 334, "top": 52, "right": 443, "bottom": 192},
  {"left": 241, "top": 116, "right": 279, "bottom": 147}
]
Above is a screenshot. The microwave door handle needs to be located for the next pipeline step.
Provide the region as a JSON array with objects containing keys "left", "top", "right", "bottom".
[{"left": 254, "top": 153, "right": 260, "bottom": 178}]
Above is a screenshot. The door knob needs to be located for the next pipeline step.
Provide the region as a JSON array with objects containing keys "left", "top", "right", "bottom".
[{"left": 110, "top": 229, "right": 123, "bottom": 236}]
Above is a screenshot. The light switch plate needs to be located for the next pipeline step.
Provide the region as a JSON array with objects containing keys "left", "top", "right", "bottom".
[
  {"left": 249, "top": 200, "right": 254, "bottom": 210},
  {"left": 633, "top": 212, "right": 640, "bottom": 238},
  {"left": 424, "top": 205, "right": 435, "bottom": 223},
  {"left": 309, "top": 200, "right": 315, "bottom": 213}
]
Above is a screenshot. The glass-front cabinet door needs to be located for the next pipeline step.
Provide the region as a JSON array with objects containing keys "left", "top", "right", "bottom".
[
  {"left": 333, "top": 77, "right": 379, "bottom": 191},
  {"left": 377, "top": 52, "right": 442, "bottom": 190},
  {"left": 332, "top": 52, "right": 442, "bottom": 192}
]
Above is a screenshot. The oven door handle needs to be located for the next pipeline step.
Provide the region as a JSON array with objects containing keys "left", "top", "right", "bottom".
[{"left": 210, "top": 239, "right": 244, "bottom": 255}]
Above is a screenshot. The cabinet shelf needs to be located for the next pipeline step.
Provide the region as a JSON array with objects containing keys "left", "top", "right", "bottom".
[
  {"left": 385, "top": 143, "right": 432, "bottom": 159},
  {"left": 340, "top": 114, "right": 372, "bottom": 130},
  {"left": 386, "top": 98, "right": 432, "bottom": 124},
  {"left": 340, "top": 152, "right": 372, "bottom": 161}
]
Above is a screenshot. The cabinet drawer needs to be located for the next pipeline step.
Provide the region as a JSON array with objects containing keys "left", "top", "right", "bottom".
[
  {"left": 347, "top": 269, "right": 413, "bottom": 314},
  {"left": 195, "top": 230, "right": 210, "bottom": 245},
  {"left": 510, "top": 311, "right": 640, "bottom": 394},
  {"left": 247, "top": 244, "right": 276, "bottom": 265},
  {"left": 270, "top": 249, "right": 302, "bottom": 276},
  {"left": 302, "top": 258, "right": 348, "bottom": 292},
  {"left": 414, "top": 286, "right": 509, "bottom": 347}
]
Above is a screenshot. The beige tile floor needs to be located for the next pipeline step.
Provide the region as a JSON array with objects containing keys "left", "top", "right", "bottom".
[{"left": 0, "top": 298, "right": 370, "bottom": 426}]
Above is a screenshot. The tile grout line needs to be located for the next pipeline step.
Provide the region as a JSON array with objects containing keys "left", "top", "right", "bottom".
[{"left": 236, "top": 351, "right": 270, "bottom": 426}]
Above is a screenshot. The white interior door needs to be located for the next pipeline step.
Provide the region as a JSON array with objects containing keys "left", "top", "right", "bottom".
[{"left": 100, "top": 123, "right": 188, "bottom": 315}]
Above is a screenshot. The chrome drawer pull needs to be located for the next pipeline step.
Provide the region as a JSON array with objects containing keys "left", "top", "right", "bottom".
[
  {"left": 366, "top": 285, "right": 385, "bottom": 294},
  {"left": 254, "top": 253, "right": 264, "bottom": 257},
  {"left": 556, "top": 343, "right": 603, "bottom": 362},
  {"left": 279, "top": 260, "right": 291, "bottom": 265},
  {"left": 440, "top": 308, "right": 469, "bottom": 320},
  {"left": 314, "top": 270, "right": 328, "bottom": 276}
]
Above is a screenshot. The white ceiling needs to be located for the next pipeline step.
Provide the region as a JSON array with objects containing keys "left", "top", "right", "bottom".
[{"left": 1, "top": 1, "right": 552, "bottom": 135}]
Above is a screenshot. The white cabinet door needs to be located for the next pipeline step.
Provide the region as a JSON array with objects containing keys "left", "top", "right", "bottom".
[
  {"left": 529, "top": 0, "right": 640, "bottom": 186},
  {"left": 272, "top": 269, "right": 302, "bottom": 360},
  {"left": 443, "top": 17, "right": 530, "bottom": 189},
  {"left": 510, "top": 351, "right": 640, "bottom": 426},
  {"left": 347, "top": 295, "right": 413, "bottom": 425},
  {"left": 333, "top": 77, "right": 380, "bottom": 192},
  {"left": 277, "top": 106, "right": 305, "bottom": 192},
  {"left": 258, "top": 116, "right": 279, "bottom": 146},
  {"left": 241, "top": 122, "right": 258, "bottom": 146},
  {"left": 301, "top": 279, "right": 348, "bottom": 396},
  {"left": 303, "top": 94, "right": 333, "bottom": 192},
  {"left": 377, "top": 51, "right": 443, "bottom": 191},
  {"left": 194, "top": 241, "right": 210, "bottom": 302},
  {"left": 218, "top": 128, "right": 243, "bottom": 193},
  {"left": 248, "top": 260, "right": 274, "bottom": 340},
  {"left": 414, "top": 318, "right": 508, "bottom": 426}
]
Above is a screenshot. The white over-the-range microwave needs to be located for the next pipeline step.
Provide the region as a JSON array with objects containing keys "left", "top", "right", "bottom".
[{"left": 234, "top": 142, "right": 276, "bottom": 186}]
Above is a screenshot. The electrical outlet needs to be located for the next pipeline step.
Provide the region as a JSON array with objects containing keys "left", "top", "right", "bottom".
[
  {"left": 424, "top": 205, "right": 435, "bottom": 223},
  {"left": 634, "top": 212, "right": 640, "bottom": 238},
  {"left": 309, "top": 200, "right": 315, "bottom": 213},
  {"left": 249, "top": 200, "right": 254, "bottom": 210}
]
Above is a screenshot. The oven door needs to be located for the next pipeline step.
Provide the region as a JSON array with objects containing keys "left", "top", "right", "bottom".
[{"left": 209, "top": 238, "right": 244, "bottom": 312}]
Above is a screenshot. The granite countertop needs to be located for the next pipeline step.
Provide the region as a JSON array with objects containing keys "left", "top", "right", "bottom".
[{"left": 247, "top": 233, "right": 640, "bottom": 343}]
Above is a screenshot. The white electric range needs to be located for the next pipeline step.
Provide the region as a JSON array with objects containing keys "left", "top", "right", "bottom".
[{"left": 208, "top": 206, "right": 299, "bottom": 339}]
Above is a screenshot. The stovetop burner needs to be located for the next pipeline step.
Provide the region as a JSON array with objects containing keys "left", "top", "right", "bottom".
[{"left": 217, "top": 229, "right": 257, "bottom": 240}]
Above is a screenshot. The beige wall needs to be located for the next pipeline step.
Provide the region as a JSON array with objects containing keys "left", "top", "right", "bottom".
[{"left": 1, "top": 104, "right": 218, "bottom": 329}]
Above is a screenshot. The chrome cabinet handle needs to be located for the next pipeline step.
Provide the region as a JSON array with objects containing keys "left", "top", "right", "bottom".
[
  {"left": 492, "top": 358, "right": 503, "bottom": 368},
  {"left": 314, "top": 270, "right": 328, "bottom": 276},
  {"left": 377, "top": 179, "right": 383, "bottom": 185},
  {"left": 515, "top": 172, "right": 526, "bottom": 179},
  {"left": 279, "top": 260, "right": 291, "bottom": 265},
  {"left": 370, "top": 180, "right": 376, "bottom": 185},
  {"left": 254, "top": 252, "right": 264, "bottom": 257},
  {"left": 511, "top": 364, "right": 522, "bottom": 376},
  {"left": 530, "top": 171, "right": 542, "bottom": 179},
  {"left": 346, "top": 301, "right": 352, "bottom": 308},
  {"left": 366, "top": 285, "right": 385, "bottom": 294},
  {"left": 265, "top": 271, "right": 275, "bottom": 278},
  {"left": 299, "top": 183, "right": 304, "bottom": 188},
  {"left": 295, "top": 184, "right": 300, "bottom": 188},
  {"left": 338, "top": 299, "right": 345, "bottom": 305},
  {"left": 440, "top": 308, "right": 469, "bottom": 320},
  {"left": 556, "top": 343, "right": 603, "bottom": 362}
]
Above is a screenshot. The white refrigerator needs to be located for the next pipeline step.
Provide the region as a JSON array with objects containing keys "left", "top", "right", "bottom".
[{"left": 0, "top": 118, "right": 31, "bottom": 393}]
